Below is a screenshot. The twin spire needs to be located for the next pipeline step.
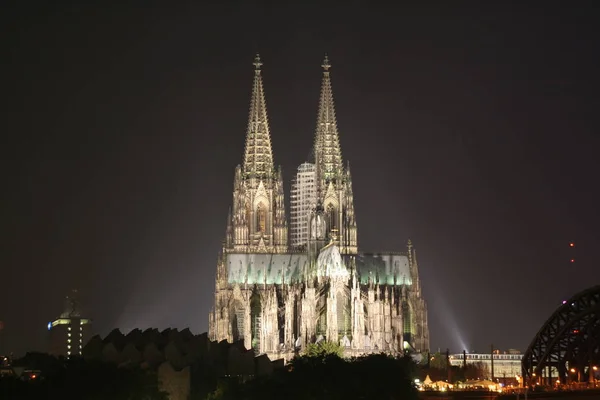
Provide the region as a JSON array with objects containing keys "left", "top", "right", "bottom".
[
  {"left": 242, "top": 54, "right": 344, "bottom": 180},
  {"left": 314, "top": 54, "right": 343, "bottom": 184},
  {"left": 242, "top": 54, "right": 274, "bottom": 179}
]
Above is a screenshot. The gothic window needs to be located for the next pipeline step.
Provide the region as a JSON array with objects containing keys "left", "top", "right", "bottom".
[
  {"left": 402, "top": 301, "right": 412, "bottom": 343},
  {"left": 316, "top": 297, "right": 327, "bottom": 336},
  {"left": 231, "top": 302, "right": 245, "bottom": 342},
  {"left": 337, "top": 292, "right": 349, "bottom": 339},
  {"left": 256, "top": 203, "right": 266, "bottom": 233},
  {"left": 326, "top": 203, "right": 335, "bottom": 232},
  {"left": 250, "top": 292, "right": 262, "bottom": 352}
]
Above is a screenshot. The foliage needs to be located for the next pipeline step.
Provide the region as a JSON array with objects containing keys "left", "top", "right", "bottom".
[
  {"left": 428, "top": 351, "right": 448, "bottom": 370},
  {"left": 1, "top": 354, "right": 168, "bottom": 400},
  {"left": 205, "top": 352, "right": 418, "bottom": 400},
  {"left": 454, "top": 361, "right": 489, "bottom": 381},
  {"left": 303, "top": 340, "right": 344, "bottom": 358},
  {"left": 419, "top": 354, "right": 490, "bottom": 383},
  {"left": 205, "top": 377, "right": 245, "bottom": 400}
]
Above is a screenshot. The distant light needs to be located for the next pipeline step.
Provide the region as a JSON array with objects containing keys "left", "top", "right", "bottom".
[
  {"left": 47, "top": 322, "right": 52, "bottom": 330},
  {"left": 570, "top": 259, "right": 575, "bottom": 263},
  {"left": 569, "top": 242, "right": 575, "bottom": 247},
  {"left": 562, "top": 301, "right": 567, "bottom": 304},
  {"left": 31, "top": 374, "right": 36, "bottom": 379}
]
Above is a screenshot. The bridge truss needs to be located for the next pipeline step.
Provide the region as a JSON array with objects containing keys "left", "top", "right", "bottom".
[{"left": 522, "top": 285, "right": 600, "bottom": 385}]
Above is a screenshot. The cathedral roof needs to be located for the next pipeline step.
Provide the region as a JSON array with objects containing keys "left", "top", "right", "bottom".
[
  {"left": 226, "top": 253, "right": 308, "bottom": 285},
  {"left": 316, "top": 242, "right": 349, "bottom": 278},
  {"left": 224, "top": 252, "right": 413, "bottom": 286},
  {"left": 345, "top": 253, "right": 413, "bottom": 286}
]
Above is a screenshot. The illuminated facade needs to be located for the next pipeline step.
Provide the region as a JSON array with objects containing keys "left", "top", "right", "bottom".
[
  {"left": 209, "top": 55, "right": 429, "bottom": 362},
  {"left": 48, "top": 290, "right": 92, "bottom": 357},
  {"left": 449, "top": 350, "right": 524, "bottom": 380}
]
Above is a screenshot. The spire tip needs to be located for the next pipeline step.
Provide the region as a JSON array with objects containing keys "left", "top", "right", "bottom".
[
  {"left": 253, "top": 53, "right": 262, "bottom": 70},
  {"left": 321, "top": 54, "right": 331, "bottom": 71}
]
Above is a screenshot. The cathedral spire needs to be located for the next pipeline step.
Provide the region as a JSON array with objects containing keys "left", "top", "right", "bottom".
[
  {"left": 314, "top": 54, "right": 343, "bottom": 186},
  {"left": 242, "top": 53, "right": 274, "bottom": 179}
]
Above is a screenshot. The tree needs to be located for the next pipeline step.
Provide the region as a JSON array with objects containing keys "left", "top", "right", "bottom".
[
  {"left": 240, "top": 352, "right": 418, "bottom": 400},
  {"left": 303, "top": 341, "right": 344, "bottom": 358},
  {"left": 428, "top": 352, "right": 448, "bottom": 370},
  {"left": 2, "top": 355, "right": 168, "bottom": 400}
]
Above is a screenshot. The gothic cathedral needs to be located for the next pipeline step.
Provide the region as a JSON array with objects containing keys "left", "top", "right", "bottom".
[{"left": 209, "top": 55, "right": 429, "bottom": 362}]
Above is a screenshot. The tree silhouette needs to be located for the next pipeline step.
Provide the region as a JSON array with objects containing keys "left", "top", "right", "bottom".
[
  {"left": 228, "top": 352, "right": 418, "bottom": 400},
  {"left": 2, "top": 355, "right": 168, "bottom": 400}
]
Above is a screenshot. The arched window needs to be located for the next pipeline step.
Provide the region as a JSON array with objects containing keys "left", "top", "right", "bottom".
[
  {"left": 231, "top": 302, "right": 245, "bottom": 342},
  {"left": 402, "top": 301, "right": 412, "bottom": 343},
  {"left": 326, "top": 204, "right": 335, "bottom": 232},
  {"left": 316, "top": 297, "right": 327, "bottom": 336},
  {"left": 256, "top": 203, "right": 266, "bottom": 232},
  {"left": 250, "top": 292, "right": 262, "bottom": 352},
  {"left": 337, "top": 292, "right": 349, "bottom": 338}
]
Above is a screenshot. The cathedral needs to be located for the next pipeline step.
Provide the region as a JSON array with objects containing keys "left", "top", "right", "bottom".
[{"left": 208, "top": 54, "right": 429, "bottom": 362}]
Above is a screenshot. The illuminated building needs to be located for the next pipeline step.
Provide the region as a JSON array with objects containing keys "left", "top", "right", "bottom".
[
  {"left": 290, "top": 162, "right": 317, "bottom": 249},
  {"left": 449, "top": 349, "right": 523, "bottom": 380},
  {"left": 48, "top": 290, "right": 91, "bottom": 357},
  {"left": 208, "top": 55, "right": 429, "bottom": 362}
]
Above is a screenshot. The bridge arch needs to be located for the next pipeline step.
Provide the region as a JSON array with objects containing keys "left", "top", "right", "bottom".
[{"left": 522, "top": 285, "right": 600, "bottom": 385}]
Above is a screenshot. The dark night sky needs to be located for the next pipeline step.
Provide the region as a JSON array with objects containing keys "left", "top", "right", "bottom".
[{"left": 2, "top": 2, "right": 600, "bottom": 356}]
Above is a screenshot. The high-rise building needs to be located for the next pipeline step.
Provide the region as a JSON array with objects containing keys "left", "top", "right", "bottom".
[
  {"left": 290, "top": 162, "right": 316, "bottom": 249},
  {"left": 209, "top": 55, "right": 429, "bottom": 362},
  {"left": 48, "top": 290, "right": 92, "bottom": 357}
]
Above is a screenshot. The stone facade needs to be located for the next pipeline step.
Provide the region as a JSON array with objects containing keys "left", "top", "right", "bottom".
[{"left": 209, "top": 55, "right": 429, "bottom": 362}]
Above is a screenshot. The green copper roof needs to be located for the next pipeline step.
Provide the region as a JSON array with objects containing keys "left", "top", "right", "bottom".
[
  {"left": 226, "top": 251, "right": 412, "bottom": 286},
  {"left": 226, "top": 253, "right": 308, "bottom": 285}
]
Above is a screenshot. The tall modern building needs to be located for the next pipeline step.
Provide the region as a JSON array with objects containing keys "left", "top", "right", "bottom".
[
  {"left": 290, "top": 162, "right": 316, "bottom": 249},
  {"left": 48, "top": 290, "right": 92, "bottom": 357},
  {"left": 209, "top": 55, "right": 429, "bottom": 362}
]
